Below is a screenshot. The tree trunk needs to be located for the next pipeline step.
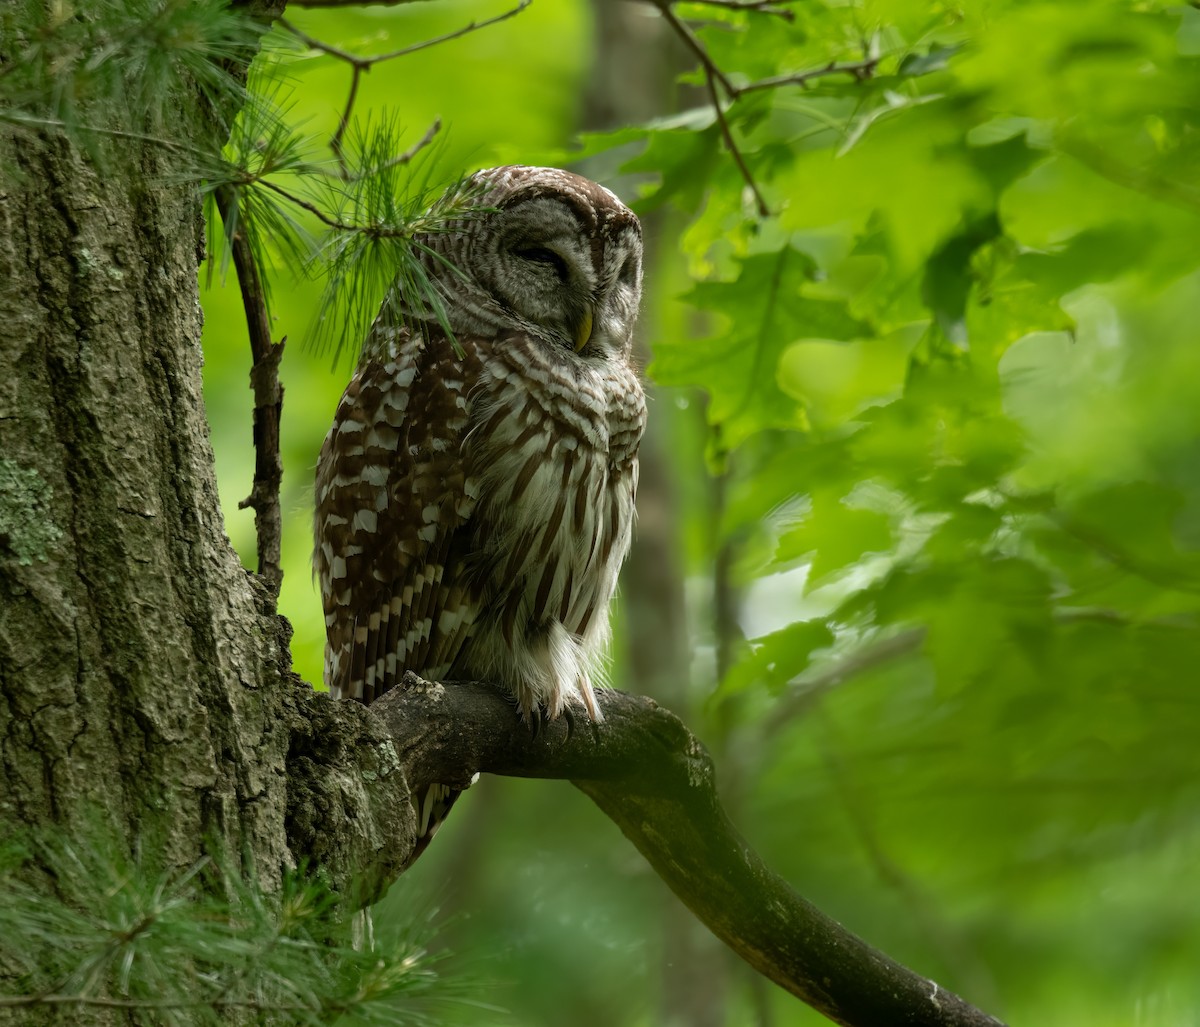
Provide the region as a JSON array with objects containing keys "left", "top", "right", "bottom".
[
  {"left": 0, "top": 14, "right": 412, "bottom": 966},
  {"left": 580, "top": 5, "right": 733, "bottom": 1025}
]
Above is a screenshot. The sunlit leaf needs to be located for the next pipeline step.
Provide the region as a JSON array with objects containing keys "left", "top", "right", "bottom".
[
  {"left": 650, "top": 246, "right": 870, "bottom": 450},
  {"left": 719, "top": 619, "right": 836, "bottom": 698},
  {"left": 774, "top": 488, "right": 894, "bottom": 582}
]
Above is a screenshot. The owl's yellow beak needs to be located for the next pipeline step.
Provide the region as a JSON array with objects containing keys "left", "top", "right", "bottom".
[{"left": 573, "top": 306, "right": 594, "bottom": 352}]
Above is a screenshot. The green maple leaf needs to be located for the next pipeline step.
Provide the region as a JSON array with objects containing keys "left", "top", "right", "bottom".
[{"left": 650, "top": 246, "right": 871, "bottom": 451}]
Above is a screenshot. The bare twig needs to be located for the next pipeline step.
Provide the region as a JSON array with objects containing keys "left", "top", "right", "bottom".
[
  {"left": 1059, "top": 133, "right": 1200, "bottom": 215},
  {"left": 652, "top": 1, "right": 881, "bottom": 219},
  {"left": 346, "top": 0, "right": 532, "bottom": 63},
  {"left": 352, "top": 116, "right": 442, "bottom": 181},
  {"left": 224, "top": 168, "right": 444, "bottom": 243},
  {"left": 359, "top": 679, "right": 1007, "bottom": 1027},
  {"left": 213, "top": 185, "right": 285, "bottom": 602},
  {"left": 704, "top": 67, "right": 770, "bottom": 217},
  {"left": 683, "top": 0, "right": 796, "bottom": 17},
  {"left": 331, "top": 64, "right": 363, "bottom": 168},
  {"left": 1003, "top": 491, "right": 1200, "bottom": 595},
  {"left": 654, "top": 0, "right": 765, "bottom": 213},
  {"left": 277, "top": 16, "right": 363, "bottom": 65},
  {"left": 734, "top": 57, "right": 881, "bottom": 96},
  {"left": 654, "top": 0, "right": 736, "bottom": 94},
  {"left": 1054, "top": 514, "right": 1200, "bottom": 595},
  {"left": 280, "top": 1, "right": 530, "bottom": 174},
  {"left": 249, "top": 176, "right": 422, "bottom": 237},
  {"left": 769, "top": 605, "right": 1198, "bottom": 737},
  {"left": 769, "top": 628, "right": 927, "bottom": 732}
]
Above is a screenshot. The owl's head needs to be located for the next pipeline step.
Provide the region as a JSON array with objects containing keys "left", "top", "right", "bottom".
[{"left": 414, "top": 165, "right": 643, "bottom": 359}]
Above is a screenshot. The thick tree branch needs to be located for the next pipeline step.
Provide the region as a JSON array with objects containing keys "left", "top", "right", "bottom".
[{"left": 357, "top": 679, "right": 1005, "bottom": 1027}]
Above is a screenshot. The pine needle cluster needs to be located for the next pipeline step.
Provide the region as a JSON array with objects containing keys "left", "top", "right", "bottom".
[
  {"left": 0, "top": 0, "right": 481, "bottom": 366},
  {"left": 0, "top": 832, "right": 465, "bottom": 1025},
  {"left": 202, "top": 47, "right": 487, "bottom": 362},
  {"left": 0, "top": 0, "right": 259, "bottom": 150}
]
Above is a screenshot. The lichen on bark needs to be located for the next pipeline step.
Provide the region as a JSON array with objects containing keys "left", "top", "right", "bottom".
[{"left": 0, "top": 460, "right": 64, "bottom": 566}]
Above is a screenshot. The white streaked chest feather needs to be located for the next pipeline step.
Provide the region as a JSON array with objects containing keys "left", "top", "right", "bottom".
[{"left": 458, "top": 337, "right": 645, "bottom": 668}]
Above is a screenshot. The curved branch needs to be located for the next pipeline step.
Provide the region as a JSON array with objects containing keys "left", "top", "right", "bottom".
[{"left": 366, "top": 680, "right": 1005, "bottom": 1027}]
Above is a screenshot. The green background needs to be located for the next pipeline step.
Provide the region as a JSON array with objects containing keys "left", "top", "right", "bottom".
[{"left": 202, "top": 2, "right": 1200, "bottom": 1024}]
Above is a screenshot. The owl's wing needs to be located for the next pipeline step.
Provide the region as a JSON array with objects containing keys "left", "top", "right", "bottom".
[{"left": 315, "top": 328, "right": 482, "bottom": 705}]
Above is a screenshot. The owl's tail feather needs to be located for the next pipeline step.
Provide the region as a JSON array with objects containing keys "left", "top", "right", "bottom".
[
  {"left": 419, "top": 782, "right": 455, "bottom": 835},
  {"left": 405, "top": 775, "right": 478, "bottom": 869},
  {"left": 351, "top": 908, "right": 376, "bottom": 951}
]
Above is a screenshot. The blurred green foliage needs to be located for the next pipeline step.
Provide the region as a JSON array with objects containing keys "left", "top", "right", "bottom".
[{"left": 201, "top": 1, "right": 1200, "bottom": 1025}]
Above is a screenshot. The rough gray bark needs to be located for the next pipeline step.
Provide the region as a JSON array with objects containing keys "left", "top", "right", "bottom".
[
  {"left": 0, "top": 121, "right": 410, "bottom": 902},
  {"left": 0, "top": 131, "right": 273, "bottom": 860}
]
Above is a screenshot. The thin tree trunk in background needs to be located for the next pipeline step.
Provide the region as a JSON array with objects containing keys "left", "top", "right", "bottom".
[
  {"left": 708, "top": 461, "right": 776, "bottom": 1027},
  {"left": 580, "top": 6, "right": 729, "bottom": 1025}
]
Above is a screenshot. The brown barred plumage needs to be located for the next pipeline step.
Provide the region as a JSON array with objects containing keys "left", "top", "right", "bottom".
[{"left": 314, "top": 166, "right": 646, "bottom": 860}]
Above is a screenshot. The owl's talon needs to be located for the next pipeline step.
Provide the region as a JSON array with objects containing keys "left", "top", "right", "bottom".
[
  {"left": 563, "top": 705, "right": 576, "bottom": 743},
  {"left": 523, "top": 707, "right": 541, "bottom": 739}
]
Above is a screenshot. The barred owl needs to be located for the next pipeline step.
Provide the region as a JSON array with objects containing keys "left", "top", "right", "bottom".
[{"left": 314, "top": 165, "right": 645, "bottom": 857}]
